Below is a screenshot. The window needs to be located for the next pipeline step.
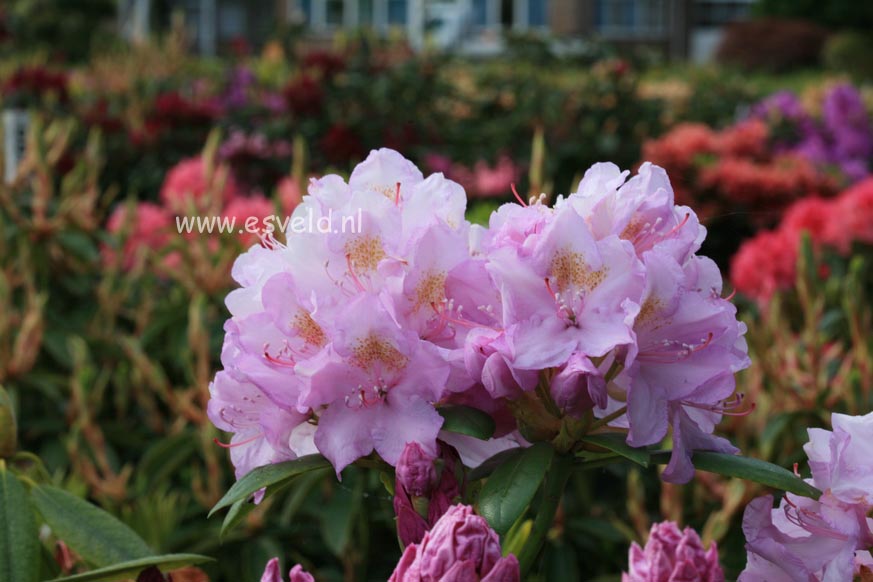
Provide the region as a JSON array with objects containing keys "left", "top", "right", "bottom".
[
  {"left": 472, "top": 0, "right": 488, "bottom": 27},
  {"left": 298, "top": 0, "right": 312, "bottom": 23},
  {"left": 326, "top": 0, "right": 344, "bottom": 26},
  {"left": 594, "top": 0, "right": 667, "bottom": 38},
  {"left": 388, "top": 0, "right": 407, "bottom": 24},
  {"left": 359, "top": 0, "right": 374, "bottom": 25},
  {"left": 528, "top": 0, "right": 548, "bottom": 27}
]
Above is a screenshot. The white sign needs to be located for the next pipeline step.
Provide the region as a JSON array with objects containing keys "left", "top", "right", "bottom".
[{"left": 3, "top": 109, "right": 29, "bottom": 184}]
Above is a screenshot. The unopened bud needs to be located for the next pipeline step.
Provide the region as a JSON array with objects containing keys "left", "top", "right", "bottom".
[
  {"left": 0, "top": 386, "right": 17, "bottom": 458},
  {"left": 396, "top": 442, "right": 437, "bottom": 497}
]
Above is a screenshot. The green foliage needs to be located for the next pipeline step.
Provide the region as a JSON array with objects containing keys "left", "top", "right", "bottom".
[
  {"left": 45, "top": 554, "right": 213, "bottom": 582},
  {"left": 0, "top": 463, "right": 39, "bottom": 582},
  {"left": 30, "top": 485, "right": 153, "bottom": 566},
  {"left": 6, "top": 0, "right": 118, "bottom": 62},
  {"left": 438, "top": 405, "right": 496, "bottom": 440},
  {"left": 754, "top": 0, "right": 873, "bottom": 31},
  {"left": 478, "top": 443, "right": 554, "bottom": 536},
  {"left": 823, "top": 31, "right": 873, "bottom": 80}
]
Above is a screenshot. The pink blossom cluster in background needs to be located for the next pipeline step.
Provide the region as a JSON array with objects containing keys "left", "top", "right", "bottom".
[
  {"left": 425, "top": 153, "right": 521, "bottom": 199},
  {"left": 103, "top": 156, "right": 303, "bottom": 269},
  {"left": 730, "top": 177, "right": 873, "bottom": 304},
  {"left": 208, "top": 148, "right": 749, "bottom": 488},
  {"left": 739, "top": 411, "right": 873, "bottom": 581}
]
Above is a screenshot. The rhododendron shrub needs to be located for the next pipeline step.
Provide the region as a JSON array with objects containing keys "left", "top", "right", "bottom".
[
  {"left": 731, "top": 177, "right": 873, "bottom": 304},
  {"left": 205, "top": 149, "right": 835, "bottom": 581}
]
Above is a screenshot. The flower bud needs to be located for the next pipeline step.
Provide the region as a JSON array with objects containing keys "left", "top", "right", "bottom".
[
  {"left": 0, "top": 386, "right": 17, "bottom": 458},
  {"left": 389, "top": 504, "right": 520, "bottom": 582},
  {"left": 623, "top": 521, "right": 723, "bottom": 582},
  {"left": 260, "top": 558, "right": 315, "bottom": 582},
  {"left": 395, "top": 442, "right": 437, "bottom": 497}
]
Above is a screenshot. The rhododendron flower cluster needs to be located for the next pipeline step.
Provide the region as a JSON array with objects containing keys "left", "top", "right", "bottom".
[
  {"left": 740, "top": 411, "right": 873, "bottom": 581},
  {"left": 731, "top": 177, "right": 873, "bottom": 304},
  {"left": 623, "top": 521, "right": 723, "bottom": 582},
  {"left": 389, "top": 504, "right": 519, "bottom": 582},
  {"left": 752, "top": 84, "right": 873, "bottom": 183},
  {"left": 643, "top": 120, "right": 837, "bottom": 225},
  {"left": 209, "top": 149, "right": 750, "bottom": 486},
  {"left": 105, "top": 156, "right": 291, "bottom": 269}
]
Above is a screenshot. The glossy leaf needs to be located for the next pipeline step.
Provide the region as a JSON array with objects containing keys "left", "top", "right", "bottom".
[
  {"left": 209, "top": 454, "right": 330, "bottom": 516},
  {"left": 468, "top": 447, "right": 526, "bottom": 482},
  {"left": 478, "top": 443, "right": 554, "bottom": 535},
  {"left": 44, "top": 553, "right": 212, "bottom": 582},
  {"left": 578, "top": 433, "right": 650, "bottom": 467},
  {"left": 1, "top": 465, "right": 39, "bottom": 582},
  {"left": 438, "top": 405, "right": 496, "bottom": 440},
  {"left": 30, "top": 485, "right": 152, "bottom": 567},
  {"left": 689, "top": 452, "right": 822, "bottom": 499}
]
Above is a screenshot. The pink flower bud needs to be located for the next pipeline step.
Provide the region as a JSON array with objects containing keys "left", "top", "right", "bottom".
[
  {"left": 389, "top": 505, "right": 519, "bottom": 582},
  {"left": 260, "top": 558, "right": 315, "bottom": 582},
  {"left": 623, "top": 521, "right": 724, "bottom": 582},
  {"left": 396, "top": 442, "right": 437, "bottom": 497}
]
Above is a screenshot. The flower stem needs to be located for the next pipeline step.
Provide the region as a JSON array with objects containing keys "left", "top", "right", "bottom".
[
  {"left": 517, "top": 452, "right": 573, "bottom": 577},
  {"left": 587, "top": 405, "right": 628, "bottom": 434}
]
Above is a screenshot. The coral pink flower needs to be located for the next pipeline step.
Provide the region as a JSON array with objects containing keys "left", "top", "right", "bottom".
[
  {"left": 825, "top": 177, "right": 873, "bottom": 252},
  {"left": 104, "top": 202, "right": 174, "bottom": 270},
  {"left": 389, "top": 505, "right": 519, "bottom": 582},
  {"left": 160, "top": 157, "right": 241, "bottom": 213},
  {"left": 729, "top": 229, "right": 799, "bottom": 304},
  {"left": 221, "top": 195, "right": 276, "bottom": 246},
  {"left": 623, "top": 521, "right": 724, "bottom": 582},
  {"left": 277, "top": 177, "right": 303, "bottom": 215}
]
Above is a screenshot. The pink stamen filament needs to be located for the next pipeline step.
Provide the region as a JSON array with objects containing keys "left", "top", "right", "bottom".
[
  {"left": 394, "top": 182, "right": 401, "bottom": 206},
  {"left": 783, "top": 497, "right": 851, "bottom": 541},
  {"left": 682, "top": 392, "right": 756, "bottom": 416},
  {"left": 345, "top": 254, "right": 367, "bottom": 292},
  {"left": 214, "top": 433, "right": 262, "bottom": 449},
  {"left": 639, "top": 332, "right": 714, "bottom": 363},
  {"left": 724, "top": 288, "right": 737, "bottom": 301},
  {"left": 511, "top": 183, "right": 528, "bottom": 207},
  {"left": 664, "top": 212, "right": 691, "bottom": 239},
  {"left": 544, "top": 278, "right": 577, "bottom": 323},
  {"left": 264, "top": 342, "right": 297, "bottom": 367}
]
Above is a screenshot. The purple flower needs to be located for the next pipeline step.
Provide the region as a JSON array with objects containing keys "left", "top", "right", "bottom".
[
  {"left": 389, "top": 505, "right": 519, "bottom": 582},
  {"left": 805, "top": 411, "right": 873, "bottom": 506},
  {"left": 623, "top": 521, "right": 724, "bottom": 582},
  {"left": 260, "top": 558, "right": 315, "bottom": 582},
  {"left": 740, "top": 412, "right": 873, "bottom": 580}
]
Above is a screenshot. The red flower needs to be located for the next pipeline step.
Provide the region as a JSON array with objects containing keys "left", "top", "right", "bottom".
[
  {"left": 283, "top": 75, "right": 324, "bottom": 117},
  {"left": 319, "top": 125, "right": 364, "bottom": 165}
]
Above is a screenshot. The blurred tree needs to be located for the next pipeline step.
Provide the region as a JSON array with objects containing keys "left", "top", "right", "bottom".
[
  {"left": 7, "top": 0, "right": 118, "bottom": 62},
  {"left": 754, "top": 0, "right": 873, "bottom": 31}
]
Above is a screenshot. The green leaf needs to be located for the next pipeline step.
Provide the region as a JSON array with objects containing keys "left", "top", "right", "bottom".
[
  {"left": 438, "top": 405, "right": 496, "bottom": 440},
  {"left": 321, "top": 471, "right": 363, "bottom": 557},
  {"left": 209, "top": 454, "right": 330, "bottom": 517},
  {"left": 688, "top": 452, "right": 821, "bottom": 499},
  {"left": 578, "top": 433, "right": 650, "bottom": 468},
  {"left": 468, "top": 447, "right": 526, "bottom": 482},
  {"left": 1, "top": 464, "right": 39, "bottom": 582},
  {"left": 478, "top": 443, "right": 555, "bottom": 535},
  {"left": 44, "top": 553, "right": 213, "bottom": 582},
  {"left": 30, "top": 485, "right": 152, "bottom": 567}
]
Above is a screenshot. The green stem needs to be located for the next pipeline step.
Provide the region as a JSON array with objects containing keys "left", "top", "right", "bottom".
[
  {"left": 586, "top": 405, "right": 628, "bottom": 433},
  {"left": 517, "top": 453, "right": 573, "bottom": 577}
]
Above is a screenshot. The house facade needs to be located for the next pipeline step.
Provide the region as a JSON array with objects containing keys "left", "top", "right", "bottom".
[{"left": 119, "top": 0, "right": 751, "bottom": 59}]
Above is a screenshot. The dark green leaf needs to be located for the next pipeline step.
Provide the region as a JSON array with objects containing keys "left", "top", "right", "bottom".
[
  {"left": 209, "top": 454, "right": 330, "bottom": 516},
  {"left": 478, "top": 443, "right": 554, "bottom": 535},
  {"left": 578, "top": 433, "right": 650, "bottom": 467},
  {"left": 1, "top": 465, "right": 39, "bottom": 582},
  {"left": 321, "top": 471, "right": 363, "bottom": 557},
  {"left": 30, "top": 485, "right": 152, "bottom": 567},
  {"left": 691, "top": 452, "right": 821, "bottom": 499},
  {"left": 44, "top": 553, "right": 212, "bottom": 582},
  {"left": 438, "top": 405, "right": 496, "bottom": 440},
  {"left": 468, "top": 447, "right": 526, "bottom": 482}
]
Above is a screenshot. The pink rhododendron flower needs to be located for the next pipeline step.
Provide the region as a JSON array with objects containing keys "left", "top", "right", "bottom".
[
  {"left": 623, "top": 521, "right": 723, "bottom": 582},
  {"left": 103, "top": 202, "right": 174, "bottom": 270},
  {"left": 160, "top": 156, "right": 241, "bottom": 212},
  {"left": 221, "top": 194, "right": 276, "bottom": 245},
  {"left": 389, "top": 505, "right": 519, "bottom": 582},
  {"left": 278, "top": 177, "right": 303, "bottom": 215},
  {"left": 260, "top": 558, "right": 315, "bottom": 582},
  {"left": 209, "top": 149, "right": 490, "bottom": 478},
  {"left": 740, "top": 412, "right": 873, "bottom": 581}
]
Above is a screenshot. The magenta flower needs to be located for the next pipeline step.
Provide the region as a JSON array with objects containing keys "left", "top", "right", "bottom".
[
  {"left": 623, "top": 521, "right": 723, "bottom": 582},
  {"left": 389, "top": 505, "right": 519, "bottom": 582},
  {"left": 260, "top": 558, "right": 315, "bottom": 582}
]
